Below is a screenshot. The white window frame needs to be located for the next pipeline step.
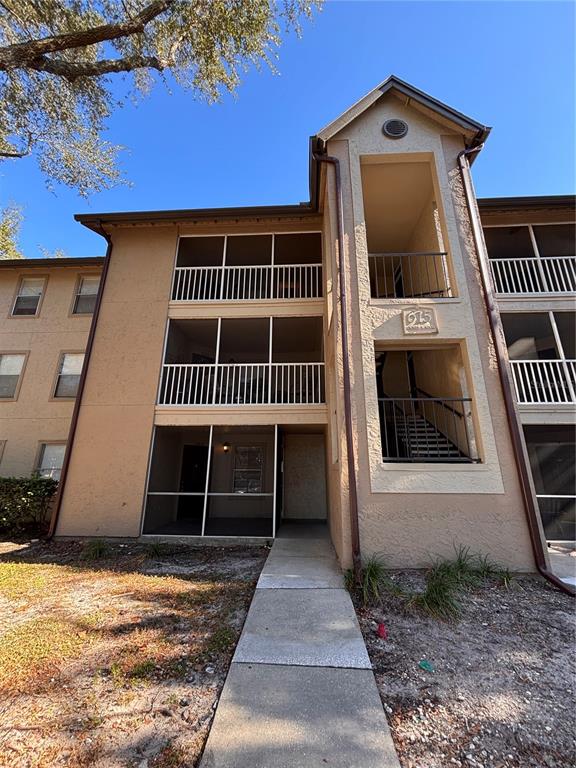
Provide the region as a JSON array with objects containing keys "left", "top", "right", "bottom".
[
  {"left": 72, "top": 275, "right": 100, "bottom": 315},
  {"left": 0, "top": 352, "right": 27, "bottom": 400},
  {"left": 11, "top": 277, "right": 46, "bottom": 317},
  {"left": 53, "top": 352, "right": 85, "bottom": 399},
  {"left": 36, "top": 442, "right": 66, "bottom": 480}
]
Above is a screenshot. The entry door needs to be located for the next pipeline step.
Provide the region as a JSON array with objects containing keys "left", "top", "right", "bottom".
[
  {"left": 178, "top": 445, "right": 208, "bottom": 522},
  {"left": 283, "top": 434, "right": 327, "bottom": 520}
]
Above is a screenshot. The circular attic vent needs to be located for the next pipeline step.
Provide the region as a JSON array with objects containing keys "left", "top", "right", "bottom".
[{"left": 382, "top": 118, "right": 408, "bottom": 139}]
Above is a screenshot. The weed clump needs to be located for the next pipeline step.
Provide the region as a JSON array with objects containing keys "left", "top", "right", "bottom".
[{"left": 346, "top": 546, "right": 511, "bottom": 621}]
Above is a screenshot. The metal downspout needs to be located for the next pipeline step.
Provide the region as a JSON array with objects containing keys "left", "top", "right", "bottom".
[
  {"left": 313, "top": 151, "right": 362, "bottom": 578},
  {"left": 457, "top": 147, "right": 574, "bottom": 596},
  {"left": 47, "top": 223, "right": 113, "bottom": 538}
]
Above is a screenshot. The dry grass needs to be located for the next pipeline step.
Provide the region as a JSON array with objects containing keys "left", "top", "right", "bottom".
[{"left": 0, "top": 540, "right": 267, "bottom": 768}]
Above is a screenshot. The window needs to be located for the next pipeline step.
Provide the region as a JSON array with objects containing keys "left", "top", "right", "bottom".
[
  {"left": 37, "top": 443, "right": 66, "bottom": 480},
  {"left": 12, "top": 278, "right": 45, "bottom": 316},
  {"left": 54, "top": 353, "right": 84, "bottom": 398},
  {"left": 73, "top": 276, "right": 100, "bottom": 315},
  {"left": 0, "top": 353, "right": 26, "bottom": 398},
  {"left": 233, "top": 446, "right": 264, "bottom": 493}
]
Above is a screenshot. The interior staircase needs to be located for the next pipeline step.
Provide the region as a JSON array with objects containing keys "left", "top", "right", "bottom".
[{"left": 395, "top": 412, "right": 464, "bottom": 460}]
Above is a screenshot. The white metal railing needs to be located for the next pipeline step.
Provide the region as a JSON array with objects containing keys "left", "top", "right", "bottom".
[
  {"left": 489, "top": 257, "right": 576, "bottom": 294},
  {"left": 158, "top": 363, "right": 325, "bottom": 405},
  {"left": 172, "top": 264, "right": 323, "bottom": 301},
  {"left": 510, "top": 359, "right": 576, "bottom": 404}
]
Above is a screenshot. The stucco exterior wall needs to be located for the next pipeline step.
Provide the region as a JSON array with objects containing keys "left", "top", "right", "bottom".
[
  {"left": 324, "top": 95, "right": 535, "bottom": 570},
  {"left": 0, "top": 264, "right": 99, "bottom": 477},
  {"left": 56, "top": 227, "right": 177, "bottom": 536}
]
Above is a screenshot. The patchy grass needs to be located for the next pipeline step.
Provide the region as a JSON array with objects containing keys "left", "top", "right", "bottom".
[{"left": 0, "top": 539, "right": 267, "bottom": 767}]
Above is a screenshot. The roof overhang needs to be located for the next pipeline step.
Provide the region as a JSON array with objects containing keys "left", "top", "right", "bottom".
[
  {"left": 75, "top": 203, "right": 320, "bottom": 233},
  {"left": 478, "top": 195, "right": 576, "bottom": 212},
  {"left": 0, "top": 256, "right": 105, "bottom": 269}
]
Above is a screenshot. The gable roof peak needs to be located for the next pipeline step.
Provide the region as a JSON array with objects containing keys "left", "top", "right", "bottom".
[{"left": 315, "top": 75, "right": 491, "bottom": 147}]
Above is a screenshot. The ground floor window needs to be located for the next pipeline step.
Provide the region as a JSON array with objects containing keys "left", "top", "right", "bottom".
[
  {"left": 37, "top": 443, "right": 66, "bottom": 480},
  {"left": 524, "top": 424, "right": 575, "bottom": 542}
]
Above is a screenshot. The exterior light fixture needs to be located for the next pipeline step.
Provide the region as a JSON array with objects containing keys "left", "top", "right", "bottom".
[{"left": 223, "top": 442, "right": 230, "bottom": 453}]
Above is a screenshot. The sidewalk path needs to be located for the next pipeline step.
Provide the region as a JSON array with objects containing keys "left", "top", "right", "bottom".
[{"left": 200, "top": 527, "right": 401, "bottom": 767}]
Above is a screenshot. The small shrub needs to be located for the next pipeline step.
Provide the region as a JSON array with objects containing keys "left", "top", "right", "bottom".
[
  {"left": 81, "top": 539, "right": 110, "bottom": 560},
  {"left": 0, "top": 476, "right": 58, "bottom": 534},
  {"left": 345, "top": 555, "right": 393, "bottom": 606},
  {"left": 144, "top": 539, "right": 176, "bottom": 558}
]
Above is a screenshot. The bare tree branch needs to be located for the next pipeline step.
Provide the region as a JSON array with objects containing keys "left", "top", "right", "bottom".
[
  {"left": 0, "top": 132, "right": 32, "bottom": 157},
  {"left": 0, "top": 0, "right": 174, "bottom": 69},
  {"left": 27, "top": 53, "right": 165, "bottom": 80}
]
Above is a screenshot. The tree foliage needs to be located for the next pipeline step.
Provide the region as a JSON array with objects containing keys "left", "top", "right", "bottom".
[
  {"left": 0, "top": 203, "right": 23, "bottom": 258},
  {"left": 0, "top": 1, "right": 320, "bottom": 195}
]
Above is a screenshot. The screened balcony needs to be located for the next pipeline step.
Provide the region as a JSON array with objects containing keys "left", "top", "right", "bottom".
[
  {"left": 524, "top": 425, "right": 575, "bottom": 543},
  {"left": 172, "top": 233, "right": 323, "bottom": 301},
  {"left": 159, "top": 317, "right": 325, "bottom": 406},
  {"left": 485, "top": 224, "right": 576, "bottom": 295},
  {"left": 375, "top": 348, "right": 478, "bottom": 463},
  {"left": 361, "top": 160, "right": 453, "bottom": 300},
  {"left": 502, "top": 312, "right": 576, "bottom": 405}
]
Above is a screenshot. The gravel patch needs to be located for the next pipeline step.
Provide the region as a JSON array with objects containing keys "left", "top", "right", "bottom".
[{"left": 356, "top": 573, "right": 575, "bottom": 768}]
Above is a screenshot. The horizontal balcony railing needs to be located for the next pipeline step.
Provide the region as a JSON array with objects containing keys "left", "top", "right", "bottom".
[
  {"left": 489, "top": 256, "right": 576, "bottom": 295},
  {"left": 369, "top": 252, "right": 452, "bottom": 299},
  {"left": 510, "top": 359, "right": 576, "bottom": 404},
  {"left": 378, "top": 396, "right": 477, "bottom": 463},
  {"left": 159, "top": 363, "right": 325, "bottom": 406},
  {"left": 172, "top": 264, "right": 323, "bottom": 301}
]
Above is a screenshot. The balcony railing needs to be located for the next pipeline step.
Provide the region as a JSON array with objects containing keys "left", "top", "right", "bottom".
[
  {"left": 509, "top": 360, "right": 576, "bottom": 404},
  {"left": 369, "top": 252, "right": 452, "bottom": 299},
  {"left": 159, "top": 363, "right": 325, "bottom": 405},
  {"left": 172, "top": 264, "right": 323, "bottom": 301},
  {"left": 378, "top": 396, "right": 477, "bottom": 463},
  {"left": 489, "top": 257, "right": 576, "bottom": 295}
]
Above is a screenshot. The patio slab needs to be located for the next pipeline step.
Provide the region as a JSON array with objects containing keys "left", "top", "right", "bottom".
[
  {"left": 200, "top": 663, "right": 400, "bottom": 768},
  {"left": 257, "top": 552, "right": 343, "bottom": 589},
  {"left": 233, "top": 587, "right": 371, "bottom": 668}
]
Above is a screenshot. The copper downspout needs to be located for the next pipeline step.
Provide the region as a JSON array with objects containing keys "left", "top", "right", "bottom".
[
  {"left": 47, "top": 224, "right": 113, "bottom": 537},
  {"left": 313, "top": 151, "right": 362, "bottom": 578},
  {"left": 458, "top": 147, "right": 574, "bottom": 596}
]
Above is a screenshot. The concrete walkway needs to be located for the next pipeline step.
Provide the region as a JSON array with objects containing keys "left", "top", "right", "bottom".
[{"left": 200, "top": 526, "right": 400, "bottom": 768}]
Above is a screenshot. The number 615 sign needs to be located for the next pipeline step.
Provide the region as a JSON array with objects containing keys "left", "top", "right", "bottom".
[{"left": 402, "top": 307, "right": 439, "bottom": 335}]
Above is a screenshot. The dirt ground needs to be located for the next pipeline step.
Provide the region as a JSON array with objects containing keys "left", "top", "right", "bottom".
[
  {"left": 356, "top": 573, "right": 575, "bottom": 768},
  {"left": 0, "top": 539, "right": 267, "bottom": 768}
]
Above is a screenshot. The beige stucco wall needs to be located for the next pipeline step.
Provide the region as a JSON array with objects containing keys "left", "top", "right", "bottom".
[
  {"left": 323, "top": 94, "right": 536, "bottom": 570},
  {"left": 56, "top": 227, "right": 176, "bottom": 536},
  {"left": 0, "top": 264, "right": 100, "bottom": 477}
]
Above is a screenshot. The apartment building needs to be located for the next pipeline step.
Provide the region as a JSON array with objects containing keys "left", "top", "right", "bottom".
[
  {"left": 0, "top": 259, "right": 103, "bottom": 477},
  {"left": 0, "top": 76, "right": 573, "bottom": 572}
]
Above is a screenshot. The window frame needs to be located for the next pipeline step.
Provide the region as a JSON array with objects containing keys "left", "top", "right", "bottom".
[
  {"left": 51, "top": 351, "right": 85, "bottom": 400},
  {"left": 70, "top": 273, "right": 101, "bottom": 316},
  {"left": 232, "top": 444, "right": 266, "bottom": 494},
  {"left": 10, "top": 275, "right": 48, "bottom": 318},
  {"left": 35, "top": 441, "right": 67, "bottom": 481},
  {"left": 0, "top": 350, "right": 29, "bottom": 401}
]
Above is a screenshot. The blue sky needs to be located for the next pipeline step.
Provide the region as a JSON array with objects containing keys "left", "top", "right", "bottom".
[{"left": 2, "top": 0, "right": 574, "bottom": 258}]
